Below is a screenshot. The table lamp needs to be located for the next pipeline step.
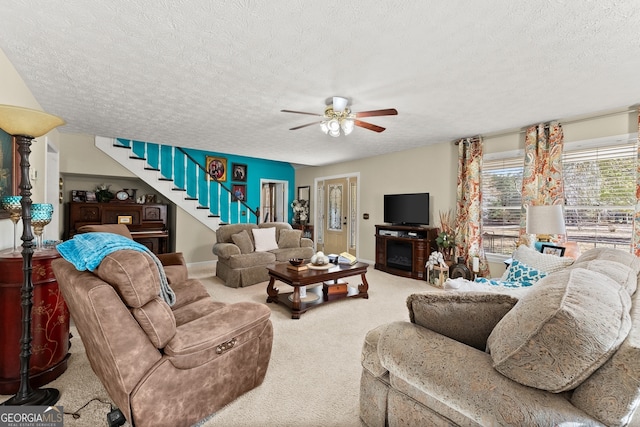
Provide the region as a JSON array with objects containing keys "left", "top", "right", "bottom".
[
  {"left": 526, "top": 204, "right": 566, "bottom": 243},
  {"left": 0, "top": 105, "right": 65, "bottom": 406}
]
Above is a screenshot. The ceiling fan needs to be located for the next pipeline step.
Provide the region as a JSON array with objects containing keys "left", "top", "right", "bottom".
[{"left": 281, "top": 96, "right": 398, "bottom": 137}]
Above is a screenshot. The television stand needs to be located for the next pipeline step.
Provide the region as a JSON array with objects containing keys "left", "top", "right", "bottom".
[{"left": 375, "top": 224, "right": 438, "bottom": 280}]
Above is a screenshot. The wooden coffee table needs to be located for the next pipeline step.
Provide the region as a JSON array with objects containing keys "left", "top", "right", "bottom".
[{"left": 266, "top": 262, "right": 369, "bottom": 319}]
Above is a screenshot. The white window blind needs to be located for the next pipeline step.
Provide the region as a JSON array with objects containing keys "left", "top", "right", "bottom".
[
  {"left": 481, "top": 140, "right": 637, "bottom": 256},
  {"left": 482, "top": 158, "right": 523, "bottom": 256}
]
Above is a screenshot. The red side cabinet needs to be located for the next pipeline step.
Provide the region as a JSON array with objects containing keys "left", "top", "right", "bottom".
[{"left": 0, "top": 248, "right": 70, "bottom": 394}]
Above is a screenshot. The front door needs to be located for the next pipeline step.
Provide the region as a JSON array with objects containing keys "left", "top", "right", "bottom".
[{"left": 319, "top": 176, "right": 357, "bottom": 256}]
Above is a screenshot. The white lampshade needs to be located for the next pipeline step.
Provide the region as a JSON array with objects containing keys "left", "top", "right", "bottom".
[
  {"left": 0, "top": 104, "right": 65, "bottom": 137},
  {"left": 332, "top": 96, "right": 348, "bottom": 113},
  {"left": 526, "top": 205, "right": 566, "bottom": 236}
]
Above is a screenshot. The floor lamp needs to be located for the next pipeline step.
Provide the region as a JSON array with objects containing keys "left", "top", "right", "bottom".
[{"left": 0, "top": 104, "right": 65, "bottom": 406}]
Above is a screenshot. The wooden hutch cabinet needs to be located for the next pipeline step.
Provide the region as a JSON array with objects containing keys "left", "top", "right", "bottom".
[
  {"left": 66, "top": 202, "right": 169, "bottom": 254},
  {"left": 375, "top": 224, "right": 438, "bottom": 280}
]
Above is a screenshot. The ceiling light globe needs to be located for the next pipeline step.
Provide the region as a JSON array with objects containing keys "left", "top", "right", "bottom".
[
  {"left": 327, "top": 119, "right": 340, "bottom": 132},
  {"left": 320, "top": 121, "right": 329, "bottom": 134},
  {"left": 341, "top": 119, "right": 354, "bottom": 135}
]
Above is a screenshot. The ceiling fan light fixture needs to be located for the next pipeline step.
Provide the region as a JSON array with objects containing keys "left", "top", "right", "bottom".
[
  {"left": 332, "top": 96, "right": 348, "bottom": 113},
  {"left": 327, "top": 118, "right": 340, "bottom": 132},
  {"left": 341, "top": 119, "right": 354, "bottom": 135}
]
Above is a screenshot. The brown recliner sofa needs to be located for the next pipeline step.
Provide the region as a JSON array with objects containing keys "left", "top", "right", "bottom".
[{"left": 53, "top": 249, "right": 273, "bottom": 427}]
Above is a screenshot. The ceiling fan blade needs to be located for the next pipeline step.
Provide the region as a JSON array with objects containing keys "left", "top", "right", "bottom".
[
  {"left": 289, "top": 121, "right": 323, "bottom": 130},
  {"left": 281, "top": 109, "right": 323, "bottom": 117},
  {"left": 354, "top": 108, "right": 398, "bottom": 118},
  {"left": 354, "top": 120, "right": 386, "bottom": 133}
]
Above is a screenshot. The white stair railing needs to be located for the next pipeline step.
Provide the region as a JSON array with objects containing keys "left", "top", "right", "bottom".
[{"left": 94, "top": 137, "right": 259, "bottom": 231}]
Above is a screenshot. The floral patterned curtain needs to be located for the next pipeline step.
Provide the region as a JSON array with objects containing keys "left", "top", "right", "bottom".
[
  {"left": 518, "top": 123, "right": 565, "bottom": 245},
  {"left": 634, "top": 114, "right": 640, "bottom": 256},
  {"left": 455, "top": 137, "right": 490, "bottom": 277}
]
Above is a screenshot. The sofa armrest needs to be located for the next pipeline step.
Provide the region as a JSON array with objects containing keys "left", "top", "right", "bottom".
[
  {"left": 212, "top": 242, "right": 241, "bottom": 259},
  {"left": 378, "top": 322, "right": 602, "bottom": 426},
  {"left": 407, "top": 292, "right": 518, "bottom": 350},
  {"left": 156, "top": 252, "right": 185, "bottom": 266},
  {"left": 301, "top": 238, "right": 313, "bottom": 248}
]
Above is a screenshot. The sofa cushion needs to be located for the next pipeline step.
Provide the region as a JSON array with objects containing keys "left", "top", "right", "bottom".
[
  {"left": 278, "top": 229, "right": 302, "bottom": 249},
  {"left": 216, "top": 223, "right": 257, "bottom": 244},
  {"left": 94, "top": 250, "right": 161, "bottom": 308},
  {"left": 576, "top": 247, "right": 640, "bottom": 277},
  {"left": 503, "top": 259, "right": 548, "bottom": 286},
  {"left": 571, "top": 290, "right": 640, "bottom": 426},
  {"left": 132, "top": 297, "right": 176, "bottom": 348},
  {"left": 232, "top": 230, "right": 254, "bottom": 254},
  {"left": 570, "top": 258, "right": 638, "bottom": 296},
  {"left": 252, "top": 227, "right": 279, "bottom": 252},
  {"left": 488, "top": 268, "right": 632, "bottom": 393},
  {"left": 501, "top": 245, "right": 574, "bottom": 280}
]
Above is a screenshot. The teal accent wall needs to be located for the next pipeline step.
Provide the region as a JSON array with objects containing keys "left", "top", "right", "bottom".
[{"left": 183, "top": 147, "right": 295, "bottom": 224}]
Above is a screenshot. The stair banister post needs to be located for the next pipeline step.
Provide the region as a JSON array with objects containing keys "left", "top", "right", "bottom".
[
  {"left": 183, "top": 150, "right": 188, "bottom": 196},
  {"left": 227, "top": 189, "right": 231, "bottom": 224},
  {"left": 217, "top": 182, "right": 221, "bottom": 222},
  {"left": 206, "top": 176, "right": 211, "bottom": 216},
  {"left": 195, "top": 158, "right": 200, "bottom": 203}
]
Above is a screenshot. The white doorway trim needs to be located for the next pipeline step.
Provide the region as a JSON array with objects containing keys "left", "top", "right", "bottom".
[
  {"left": 259, "top": 179, "right": 289, "bottom": 223},
  {"left": 45, "top": 138, "right": 60, "bottom": 240}
]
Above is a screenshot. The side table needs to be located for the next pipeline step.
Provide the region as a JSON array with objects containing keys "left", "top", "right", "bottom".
[{"left": 0, "top": 248, "right": 70, "bottom": 394}]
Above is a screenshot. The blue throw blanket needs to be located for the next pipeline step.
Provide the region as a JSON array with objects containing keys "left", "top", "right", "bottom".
[{"left": 57, "top": 232, "right": 176, "bottom": 306}]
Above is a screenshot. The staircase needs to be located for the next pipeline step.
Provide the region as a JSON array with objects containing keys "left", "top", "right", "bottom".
[{"left": 95, "top": 136, "right": 259, "bottom": 231}]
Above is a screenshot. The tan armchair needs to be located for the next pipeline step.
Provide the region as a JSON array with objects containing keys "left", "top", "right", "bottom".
[
  {"left": 52, "top": 250, "right": 273, "bottom": 427},
  {"left": 76, "top": 223, "right": 187, "bottom": 284}
]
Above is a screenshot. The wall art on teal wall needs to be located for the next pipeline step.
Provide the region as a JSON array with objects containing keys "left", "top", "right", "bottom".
[{"left": 206, "top": 156, "right": 227, "bottom": 182}]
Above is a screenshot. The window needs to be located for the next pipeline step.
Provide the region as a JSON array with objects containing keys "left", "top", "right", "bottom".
[
  {"left": 482, "top": 157, "right": 523, "bottom": 256},
  {"left": 481, "top": 136, "right": 637, "bottom": 256}
]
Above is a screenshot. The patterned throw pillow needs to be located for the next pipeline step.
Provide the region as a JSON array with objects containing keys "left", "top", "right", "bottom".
[
  {"left": 504, "top": 259, "right": 548, "bottom": 286},
  {"left": 231, "top": 230, "right": 254, "bottom": 254}
]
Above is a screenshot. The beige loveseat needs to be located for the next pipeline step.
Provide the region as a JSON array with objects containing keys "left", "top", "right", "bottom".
[
  {"left": 360, "top": 248, "right": 640, "bottom": 426},
  {"left": 212, "top": 222, "right": 314, "bottom": 288}
]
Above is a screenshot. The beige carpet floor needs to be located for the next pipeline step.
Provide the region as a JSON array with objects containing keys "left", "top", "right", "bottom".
[{"left": 1, "top": 265, "right": 442, "bottom": 426}]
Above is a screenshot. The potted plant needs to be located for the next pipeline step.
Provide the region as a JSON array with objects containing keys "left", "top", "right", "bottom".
[
  {"left": 95, "top": 184, "right": 114, "bottom": 203},
  {"left": 436, "top": 209, "right": 456, "bottom": 261}
]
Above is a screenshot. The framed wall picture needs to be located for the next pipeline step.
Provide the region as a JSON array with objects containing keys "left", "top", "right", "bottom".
[
  {"left": 297, "top": 186, "right": 310, "bottom": 201},
  {"left": 0, "top": 131, "right": 19, "bottom": 219},
  {"left": 232, "top": 163, "right": 247, "bottom": 182},
  {"left": 232, "top": 184, "right": 246, "bottom": 202},
  {"left": 71, "top": 190, "right": 87, "bottom": 202},
  {"left": 117, "top": 215, "right": 132, "bottom": 224},
  {"left": 540, "top": 244, "right": 566, "bottom": 257},
  {"left": 206, "top": 156, "right": 227, "bottom": 182}
]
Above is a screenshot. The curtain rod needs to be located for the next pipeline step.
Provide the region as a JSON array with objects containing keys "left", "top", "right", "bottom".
[{"left": 453, "top": 107, "right": 638, "bottom": 145}]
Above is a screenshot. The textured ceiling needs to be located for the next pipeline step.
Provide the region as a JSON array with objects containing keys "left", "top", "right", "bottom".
[{"left": 1, "top": 1, "right": 640, "bottom": 166}]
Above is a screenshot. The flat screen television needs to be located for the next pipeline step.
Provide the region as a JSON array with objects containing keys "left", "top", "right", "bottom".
[{"left": 384, "top": 193, "right": 430, "bottom": 225}]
